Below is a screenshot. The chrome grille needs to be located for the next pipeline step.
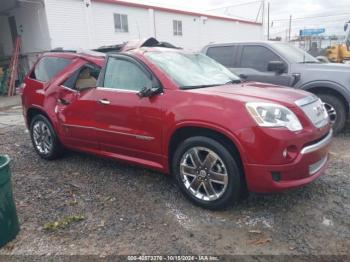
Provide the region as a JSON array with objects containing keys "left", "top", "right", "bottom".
[{"left": 295, "top": 95, "right": 329, "bottom": 128}]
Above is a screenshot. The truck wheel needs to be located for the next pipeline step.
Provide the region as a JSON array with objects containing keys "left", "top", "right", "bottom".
[
  {"left": 29, "top": 115, "right": 63, "bottom": 160},
  {"left": 172, "top": 136, "right": 242, "bottom": 210},
  {"left": 318, "top": 94, "right": 346, "bottom": 134}
]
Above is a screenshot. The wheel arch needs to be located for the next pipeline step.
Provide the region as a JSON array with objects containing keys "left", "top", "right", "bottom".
[
  {"left": 27, "top": 107, "right": 54, "bottom": 128},
  {"left": 167, "top": 125, "right": 246, "bottom": 177},
  {"left": 301, "top": 81, "right": 350, "bottom": 115}
]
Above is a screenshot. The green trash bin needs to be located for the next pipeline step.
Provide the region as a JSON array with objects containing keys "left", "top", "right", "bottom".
[{"left": 0, "top": 155, "right": 20, "bottom": 247}]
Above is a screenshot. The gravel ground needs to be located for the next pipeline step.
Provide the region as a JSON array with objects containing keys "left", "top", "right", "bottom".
[{"left": 0, "top": 106, "right": 349, "bottom": 257}]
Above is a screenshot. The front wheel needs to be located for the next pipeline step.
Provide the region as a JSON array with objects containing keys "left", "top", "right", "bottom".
[
  {"left": 172, "top": 136, "right": 243, "bottom": 210},
  {"left": 317, "top": 94, "right": 347, "bottom": 134}
]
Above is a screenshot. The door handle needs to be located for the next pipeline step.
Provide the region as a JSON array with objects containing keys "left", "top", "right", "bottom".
[
  {"left": 98, "top": 99, "right": 110, "bottom": 105},
  {"left": 58, "top": 98, "right": 70, "bottom": 105}
]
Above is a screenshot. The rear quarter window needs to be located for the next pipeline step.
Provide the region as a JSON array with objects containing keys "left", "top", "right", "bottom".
[
  {"left": 206, "top": 46, "right": 235, "bottom": 67},
  {"left": 30, "top": 57, "right": 71, "bottom": 82}
]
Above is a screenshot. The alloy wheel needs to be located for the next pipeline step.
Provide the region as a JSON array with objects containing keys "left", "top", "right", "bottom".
[
  {"left": 179, "top": 146, "right": 228, "bottom": 201},
  {"left": 323, "top": 102, "right": 337, "bottom": 124},
  {"left": 32, "top": 120, "right": 53, "bottom": 155}
]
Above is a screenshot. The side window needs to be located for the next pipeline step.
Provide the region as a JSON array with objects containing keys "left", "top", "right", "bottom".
[
  {"left": 30, "top": 57, "right": 71, "bottom": 82},
  {"left": 63, "top": 64, "right": 101, "bottom": 90},
  {"left": 103, "top": 57, "right": 152, "bottom": 91},
  {"left": 240, "top": 45, "right": 283, "bottom": 72},
  {"left": 206, "top": 46, "right": 235, "bottom": 67}
]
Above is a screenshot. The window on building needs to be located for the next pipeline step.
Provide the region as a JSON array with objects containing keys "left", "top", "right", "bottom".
[
  {"left": 240, "top": 45, "right": 284, "bottom": 72},
  {"left": 103, "top": 57, "right": 152, "bottom": 91},
  {"left": 206, "top": 46, "right": 236, "bottom": 68},
  {"left": 30, "top": 57, "right": 71, "bottom": 82},
  {"left": 173, "top": 20, "right": 182, "bottom": 36},
  {"left": 114, "top": 13, "right": 129, "bottom": 32}
]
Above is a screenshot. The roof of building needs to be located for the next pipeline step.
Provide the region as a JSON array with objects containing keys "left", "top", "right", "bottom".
[{"left": 94, "top": 0, "right": 262, "bottom": 26}]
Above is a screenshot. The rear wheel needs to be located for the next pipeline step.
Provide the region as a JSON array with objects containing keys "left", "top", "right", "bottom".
[
  {"left": 172, "top": 136, "right": 242, "bottom": 210},
  {"left": 30, "top": 115, "right": 63, "bottom": 160},
  {"left": 317, "top": 93, "right": 347, "bottom": 134}
]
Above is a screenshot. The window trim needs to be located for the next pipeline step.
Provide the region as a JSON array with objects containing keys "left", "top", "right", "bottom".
[
  {"left": 173, "top": 20, "right": 182, "bottom": 36},
  {"left": 97, "top": 54, "right": 162, "bottom": 92},
  {"left": 114, "top": 13, "right": 129, "bottom": 33}
]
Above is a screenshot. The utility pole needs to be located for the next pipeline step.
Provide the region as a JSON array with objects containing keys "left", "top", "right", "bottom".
[
  {"left": 267, "top": 2, "right": 270, "bottom": 40},
  {"left": 288, "top": 14, "right": 292, "bottom": 42}
]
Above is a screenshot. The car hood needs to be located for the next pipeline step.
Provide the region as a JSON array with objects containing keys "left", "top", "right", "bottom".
[
  {"left": 294, "top": 62, "right": 350, "bottom": 73},
  {"left": 189, "top": 82, "right": 310, "bottom": 108}
]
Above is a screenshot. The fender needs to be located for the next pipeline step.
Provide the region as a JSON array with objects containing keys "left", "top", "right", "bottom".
[
  {"left": 164, "top": 120, "right": 248, "bottom": 164},
  {"left": 299, "top": 80, "right": 350, "bottom": 103}
]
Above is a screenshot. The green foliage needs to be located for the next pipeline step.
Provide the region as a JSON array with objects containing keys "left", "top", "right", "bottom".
[{"left": 43, "top": 215, "right": 85, "bottom": 231}]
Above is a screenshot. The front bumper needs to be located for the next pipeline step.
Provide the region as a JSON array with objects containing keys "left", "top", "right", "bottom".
[{"left": 244, "top": 129, "right": 332, "bottom": 192}]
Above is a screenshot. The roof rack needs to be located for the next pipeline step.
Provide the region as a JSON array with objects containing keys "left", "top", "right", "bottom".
[
  {"left": 49, "top": 48, "right": 77, "bottom": 53},
  {"left": 94, "top": 38, "right": 181, "bottom": 53}
]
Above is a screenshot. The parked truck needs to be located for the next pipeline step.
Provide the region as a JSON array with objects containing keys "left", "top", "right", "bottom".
[{"left": 202, "top": 41, "right": 350, "bottom": 133}]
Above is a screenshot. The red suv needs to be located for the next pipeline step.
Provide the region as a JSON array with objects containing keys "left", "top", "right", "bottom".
[{"left": 21, "top": 39, "right": 332, "bottom": 209}]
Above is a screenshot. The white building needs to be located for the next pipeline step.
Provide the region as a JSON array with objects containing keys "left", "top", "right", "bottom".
[{"left": 0, "top": 0, "right": 263, "bottom": 65}]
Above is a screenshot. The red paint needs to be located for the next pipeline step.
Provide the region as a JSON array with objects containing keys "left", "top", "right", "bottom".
[
  {"left": 21, "top": 49, "right": 331, "bottom": 193},
  {"left": 93, "top": 0, "right": 262, "bottom": 25}
]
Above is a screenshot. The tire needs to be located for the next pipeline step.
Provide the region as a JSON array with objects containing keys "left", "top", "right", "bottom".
[
  {"left": 317, "top": 94, "right": 347, "bottom": 134},
  {"left": 29, "top": 114, "right": 63, "bottom": 160},
  {"left": 172, "top": 136, "right": 243, "bottom": 210}
]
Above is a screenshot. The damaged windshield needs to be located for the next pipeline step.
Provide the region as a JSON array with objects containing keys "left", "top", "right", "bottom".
[{"left": 145, "top": 51, "right": 241, "bottom": 89}]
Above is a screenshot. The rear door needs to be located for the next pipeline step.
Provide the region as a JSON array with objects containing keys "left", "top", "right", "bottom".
[
  {"left": 205, "top": 45, "right": 238, "bottom": 68},
  {"left": 235, "top": 45, "right": 294, "bottom": 86},
  {"left": 54, "top": 62, "right": 101, "bottom": 150}
]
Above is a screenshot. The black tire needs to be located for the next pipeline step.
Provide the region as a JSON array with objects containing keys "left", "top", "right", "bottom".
[
  {"left": 29, "top": 114, "right": 63, "bottom": 160},
  {"left": 172, "top": 136, "right": 243, "bottom": 210},
  {"left": 317, "top": 94, "right": 347, "bottom": 134}
]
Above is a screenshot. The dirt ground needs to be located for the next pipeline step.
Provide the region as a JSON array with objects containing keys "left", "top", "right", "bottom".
[{"left": 0, "top": 102, "right": 349, "bottom": 257}]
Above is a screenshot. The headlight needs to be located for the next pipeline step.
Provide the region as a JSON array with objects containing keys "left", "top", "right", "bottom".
[{"left": 246, "top": 102, "right": 302, "bottom": 131}]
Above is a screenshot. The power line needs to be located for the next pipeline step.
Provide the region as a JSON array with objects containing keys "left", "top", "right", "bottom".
[
  {"left": 272, "top": 12, "right": 350, "bottom": 22},
  {"left": 207, "top": 0, "right": 262, "bottom": 10}
]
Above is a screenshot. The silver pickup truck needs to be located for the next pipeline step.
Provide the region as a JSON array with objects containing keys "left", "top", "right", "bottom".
[{"left": 202, "top": 42, "right": 350, "bottom": 133}]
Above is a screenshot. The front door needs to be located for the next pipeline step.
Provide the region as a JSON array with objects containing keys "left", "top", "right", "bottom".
[
  {"left": 94, "top": 55, "right": 163, "bottom": 164},
  {"left": 234, "top": 45, "right": 294, "bottom": 86}
]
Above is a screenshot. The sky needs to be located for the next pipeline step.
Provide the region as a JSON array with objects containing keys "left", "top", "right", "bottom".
[{"left": 126, "top": 0, "right": 350, "bottom": 39}]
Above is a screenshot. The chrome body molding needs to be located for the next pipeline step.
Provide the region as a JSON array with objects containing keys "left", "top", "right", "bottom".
[
  {"left": 301, "top": 129, "right": 333, "bottom": 154},
  {"left": 63, "top": 124, "right": 155, "bottom": 141}
]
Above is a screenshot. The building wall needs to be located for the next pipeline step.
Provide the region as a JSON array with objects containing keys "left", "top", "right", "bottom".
[
  {"left": 44, "top": 0, "right": 262, "bottom": 51},
  {"left": 92, "top": 2, "right": 152, "bottom": 48},
  {"left": 0, "top": 16, "right": 13, "bottom": 56},
  {"left": 89, "top": 1, "right": 263, "bottom": 50},
  {"left": 1, "top": 0, "right": 263, "bottom": 55},
  {"left": 45, "top": 0, "right": 91, "bottom": 50},
  {"left": 0, "top": 2, "right": 51, "bottom": 56}
]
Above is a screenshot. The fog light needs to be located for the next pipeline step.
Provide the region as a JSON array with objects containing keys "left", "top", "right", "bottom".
[
  {"left": 271, "top": 171, "right": 281, "bottom": 182},
  {"left": 282, "top": 145, "right": 298, "bottom": 160}
]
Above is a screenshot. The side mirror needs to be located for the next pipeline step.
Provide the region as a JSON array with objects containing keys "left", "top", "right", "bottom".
[
  {"left": 267, "top": 61, "right": 286, "bottom": 74},
  {"left": 239, "top": 73, "right": 247, "bottom": 80},
  {"left": 138, "top": 85, "right": 162, "bottom": 98}
]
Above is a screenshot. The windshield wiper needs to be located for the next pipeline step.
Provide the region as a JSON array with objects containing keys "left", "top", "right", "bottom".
[
  {"left": 298, "top": 61, "right": 320, "bottom": 64},
  {"left": 225, "top": 79, "right": 242, "bottom": 84},
  {"left": 181, "top": 84, "right": 222, "bottom": 89}
]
